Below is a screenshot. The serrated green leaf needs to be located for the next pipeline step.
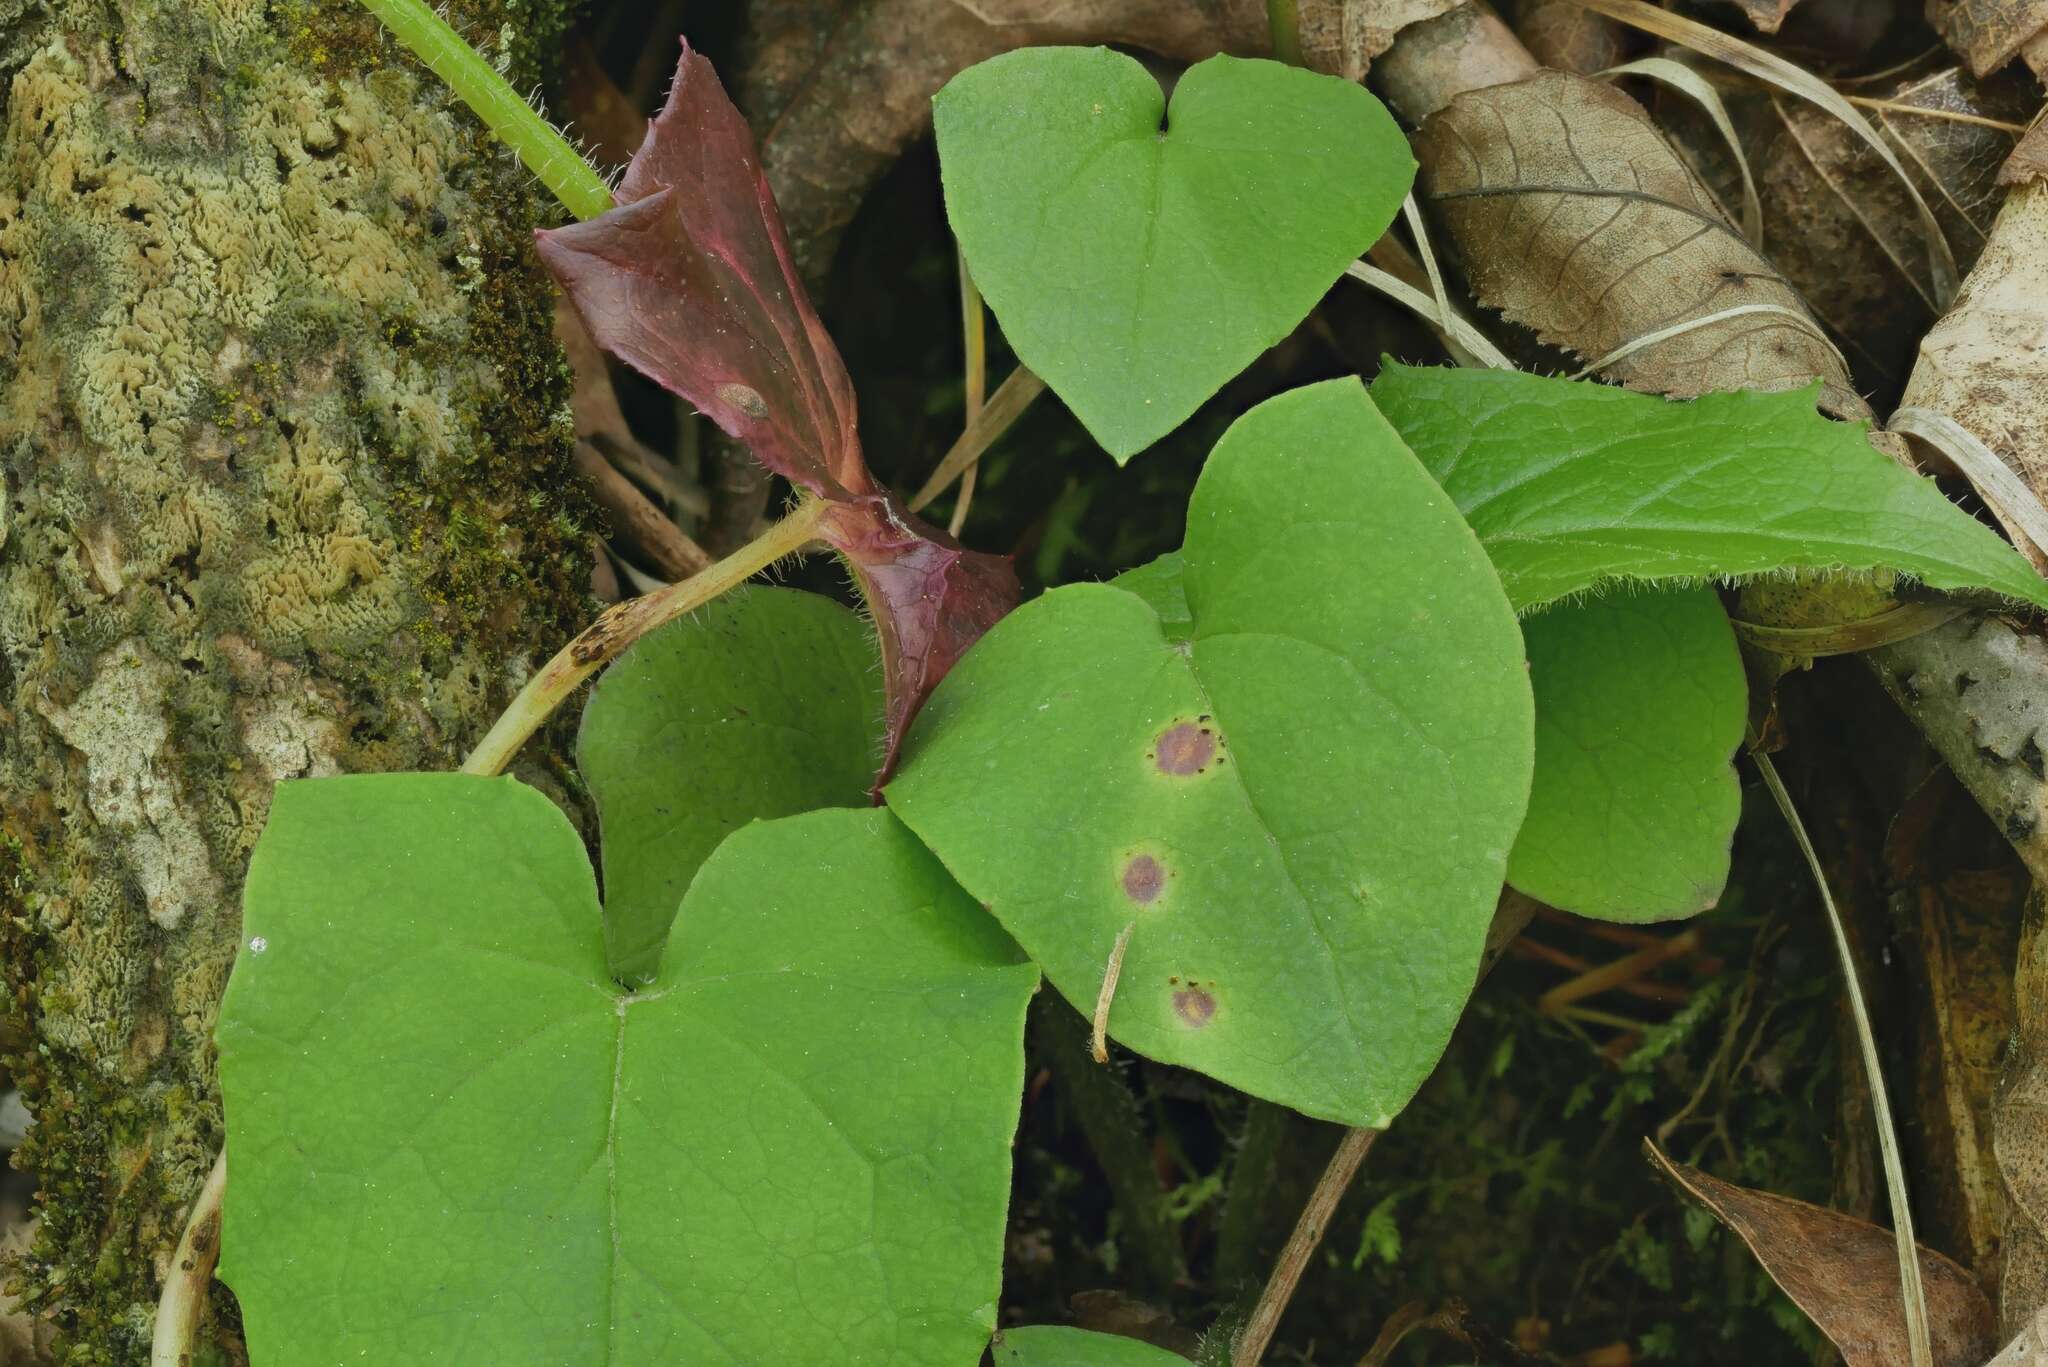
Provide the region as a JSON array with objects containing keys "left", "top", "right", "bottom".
[
  {"left": 578, "top": 586, "right": 883, "bottom": 983},
  {"left": 934, "top": 48, "right": 1411, "bottom": 461},
  {"left": 1512, "top": 588, "right": 1746, "bottom": 921},
  {"left": 992, "top": 1326, "right": 1192, "bottom": 1365},
  {"left": 218, "top": 777, "right": 1034, "bottom": 1365},
  {"left": 1369, "top": 366, "right": 2048, "bottom": 612},
  {"left": 888, "top": 379, "right": 1533, "bottom": 1127}
]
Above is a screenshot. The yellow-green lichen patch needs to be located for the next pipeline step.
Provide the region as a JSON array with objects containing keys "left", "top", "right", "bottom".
[{"left": 0, "top": 0, "right": 583, "bottom": 1355}]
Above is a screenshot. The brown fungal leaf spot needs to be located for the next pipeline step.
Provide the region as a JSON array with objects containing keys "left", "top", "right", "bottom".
[
  {"left": 1152, "top": 719, "right": 1220, "bottom": 776},
  {"left": 1121, "top": 854, "right": 1166, "bottom": 904},
  {"left": 1172, "top": 985, "right": 1217, "bottom": 1029},
  {"left": 714, "top": 382, "right": 771, "bottom": 419}
]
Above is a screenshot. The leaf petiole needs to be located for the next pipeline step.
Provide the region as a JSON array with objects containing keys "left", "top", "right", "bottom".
[
  {"left": 357, "top": 0, "right": 614, "bottom": 221},
  {"left": 462, "top": 497, "right": 828, "bottom": 777}
]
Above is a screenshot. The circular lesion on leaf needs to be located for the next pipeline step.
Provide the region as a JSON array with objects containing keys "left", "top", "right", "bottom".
[
  {"left": 1121, "top": 853, "right": 1167, "bottom": 904},
  {"left": 1150, "top": 715, "right": 1226, "bottom": 778},
  {"left": 1171, "top": 982, "right": 1218, "bottom": 1029}
]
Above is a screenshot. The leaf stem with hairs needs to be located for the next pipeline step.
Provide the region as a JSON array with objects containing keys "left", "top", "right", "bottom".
[
  {"left": 462, "top": 498, "right": 826, "bottom": 776},
  {"left": 1234, "top": 1125, "right": 1379, "bottom": 1367},
  {"left": 358, "top": 0, "right": 614, "bottom": 221},
  {"left": 1751, "top": 746, "right": 1934, "bottom": 1367}
]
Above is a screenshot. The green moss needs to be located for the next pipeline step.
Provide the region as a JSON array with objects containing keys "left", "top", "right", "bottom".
[{"left": 0, "top": 0, "right": 584, "bottom": 1356}]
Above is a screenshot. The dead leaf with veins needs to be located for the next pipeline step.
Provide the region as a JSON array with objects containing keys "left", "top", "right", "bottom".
[
  {"left": 1648, "top": 1142, "right": 1997, "bottom": 1366},
  {"left": 1414, "top": 69, "right": 1860, "bottom": 415}
]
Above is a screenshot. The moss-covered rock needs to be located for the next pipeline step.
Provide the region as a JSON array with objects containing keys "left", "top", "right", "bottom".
[{"left": 0, "top": 0, "right": 582, "bottom": 1356}]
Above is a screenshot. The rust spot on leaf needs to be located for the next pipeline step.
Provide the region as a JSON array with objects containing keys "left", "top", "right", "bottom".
[
  {"left": 1153, "top": 721, "right": 1217, "bottom": 775},
  {"left": 1173, "top": 986, "right": 1216, "bottom": 1029},
  {"left": 1121, "top": 854, "right": 1165, "bottom": 904}
]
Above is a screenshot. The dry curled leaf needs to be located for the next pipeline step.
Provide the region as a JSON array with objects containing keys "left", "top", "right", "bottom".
[
  {"left": 1415, "top": 69, "right": 1861, "bottom": 414},
  {"left": 537, "top": 42, "right": 1017, "bottom": 780},
  {"left": 1897, "top": 182, "right": 2048, "bottom": 566},
  {"left": 1929, "top": 0, "right": 2048, "bottom": 77},
  {"left": 1729, "top": 0, "right": 1801, "bottom": 32},
  {"left": 1648, "top": 1142, "right": 1997, "bottom": 1366},
  {"left": 1514, "top": 0, "right": 1629, "bottom": 72},
  {"left": 1757, "top": 67, "right": 2031, "bottom": 391}
]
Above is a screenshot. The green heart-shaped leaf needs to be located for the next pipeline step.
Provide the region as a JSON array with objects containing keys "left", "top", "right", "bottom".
[
  {"left": 994, "top": 1327, "right": 1191, "bottom": 1365},
  {"left": 935, "top": 49, "right": 1412, "bottom": 461},
  {"left": 1513, "top": 588, "right": 1746, "bottom": 921},
  {"left": 888, "top": 380, "right": 1533, "bottom": 1126},
  {"left": 218, "top": 777, "right": 1035, "bottom": 1363},
  {"left": 579, "top": 586, "right": 882, "bottom": 983},
  {"left": 1369, "top": 365, "right": 2048, "bottom": 612}
]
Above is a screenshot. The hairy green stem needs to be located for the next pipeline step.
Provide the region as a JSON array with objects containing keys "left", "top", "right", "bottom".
[
  {"left": 358, "top": 0, "right": 614, "bottom": 221},
  {"left": 462, "top": 498, "right": 827, "bottom": 776}
]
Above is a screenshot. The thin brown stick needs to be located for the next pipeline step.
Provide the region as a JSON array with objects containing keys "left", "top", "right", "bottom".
[
  {"left": 574, "top": 439, "right": 714, "bottom": 581},
  {"left": 1090, "top": 922, "right": 1137, "bottom": 1064},
  {"left": 1233, "top": 1125, "right": 1379, "bottom": 1366}
]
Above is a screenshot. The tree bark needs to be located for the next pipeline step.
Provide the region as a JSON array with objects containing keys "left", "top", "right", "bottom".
[{"left": 0, "top": 0, "right": 584, "bottom": 1356}]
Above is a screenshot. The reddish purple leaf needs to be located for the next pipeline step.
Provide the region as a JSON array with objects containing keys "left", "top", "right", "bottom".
[{"left": 537, "top": 41, "right": 1017, "bottom": 781}]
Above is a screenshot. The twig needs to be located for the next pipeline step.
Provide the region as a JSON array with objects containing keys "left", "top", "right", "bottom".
[
  {"left": 1091, "top": 922, "right": 1137, "bottom": 1064},
  {"left": 461, "top": 497, "right": 825, "bottom": 776},
  {"left": 151, "top": 1147, "right": 227, "bottom": 1367},
  {"left": 1233, "top": 1126, "right": 1379, "bottom": 1367},
  {"left": 574, "top": 439, "right": 714, "bottom": 581},
  {"left": 1752, "top": 747, "right": 1934, "bottom": 1367}
]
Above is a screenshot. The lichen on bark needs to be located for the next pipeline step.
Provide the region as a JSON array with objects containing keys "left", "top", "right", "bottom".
[{"left": 0, "top": 0, "right": 584, "bottom": 1357}]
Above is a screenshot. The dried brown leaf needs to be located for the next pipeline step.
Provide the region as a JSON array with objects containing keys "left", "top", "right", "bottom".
[
  {"left": 1729, "top": 0, "right": 1800, "bottom": 33},
  {"left": 1646, "top": 1143, "right": 1997, "bottom": 1366},
  {"left": 1515, "top": 0, "right": 1629, "bottom": 74},
  {"left": 1898, "top": 183, "right": 2048, "bottom": 563},
  {"left": 1929, "top": 0, "right": 2048, "bottom": 78},
  {"left": 2003, "top": 115, "right": 2048, "bottom": 186},
  {"left": 1757, "top": 67, "right": 2029, "bottom": 390},
  {"left": 1414, "top": 70, "right": 1860, "bottom": 411}
]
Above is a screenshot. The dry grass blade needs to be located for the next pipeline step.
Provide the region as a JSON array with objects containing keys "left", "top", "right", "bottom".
[
  {"left": 1599, "top": 56, "right": 1762, "bottom": 244},
  {"left": 1570, "top": 302, "right": 1846, "bottom": 378},
  {"left": 1343, "top": 261, "right": 1515, "bottom": 370},
  {"left": 1568, "top": 0, "right": 1961, "bottom": 304},
  {"left": 1849, "top": 95, "right": 2028, "bottom": 134},
  {"left": 1751, "top": 748, "right": 1936, "bottom": 1367},
  {"left": 908, "top": 366, "right": 1048, "bottom": 514},
  {"left": 1891, "top": 406, "right": 2048, "bottom": 568},
  {"left": 950, "top": 250, "right": 987, "bottom": 538}
]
